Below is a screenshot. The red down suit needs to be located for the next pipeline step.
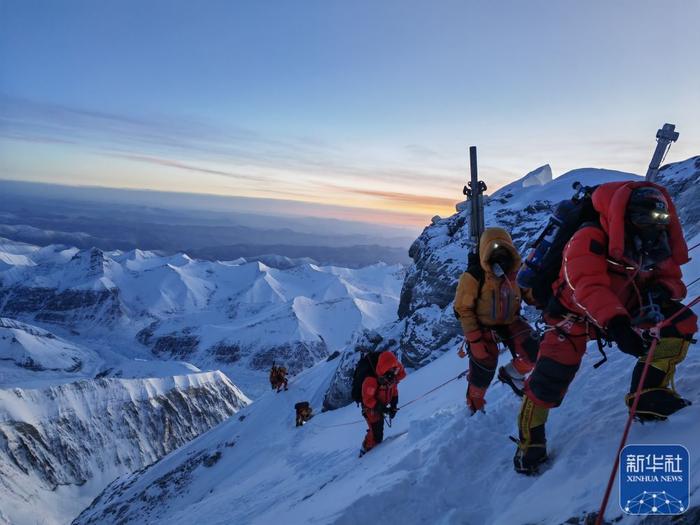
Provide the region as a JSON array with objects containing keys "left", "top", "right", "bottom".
[
  {"left": 361, "top": 351, "right": 406, "bottom": 451},
  {"left": 525, "top": 180, "right": 697, "bottom": 409}
]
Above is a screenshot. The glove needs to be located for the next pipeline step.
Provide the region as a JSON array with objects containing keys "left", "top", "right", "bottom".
[
  {"left": 466, "top": 383, "right": 487, "bottom": 415},
  {"left": 607, "top": 316, "right": 649, "bottom": 357},
  {"left": 466, "top": 329, "right": 488, "bottom": 360}
]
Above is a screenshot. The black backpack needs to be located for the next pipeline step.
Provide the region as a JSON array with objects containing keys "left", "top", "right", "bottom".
[
  {"left": 351, "top": 351, "right": 381, "bottom": 404},
  {"left": 466, "top": 250, "right": 485, "bottom": 292},
  {"left": 517, "top": 183, "right": 600, "bottom": 307}
]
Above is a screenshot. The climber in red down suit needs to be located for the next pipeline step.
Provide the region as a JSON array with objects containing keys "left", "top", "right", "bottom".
[
  {"left": 361, "top": 351, "right": 406, "bottom": 454},
  {"left": 514, "top": 181, "right": 698, "bottom": 474}
]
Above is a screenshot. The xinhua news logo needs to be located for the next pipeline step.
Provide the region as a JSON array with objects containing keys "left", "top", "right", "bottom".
[{"left": 620, "top": 444, "right": 689, "bottom": 515}]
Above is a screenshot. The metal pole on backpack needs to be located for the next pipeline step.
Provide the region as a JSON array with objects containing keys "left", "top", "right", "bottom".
[
  {"left": 645, "top": 123, "right": 679, "bottom": 182},
  {"left": 463, "top": 146, "right": 487, "bottom": 253}
]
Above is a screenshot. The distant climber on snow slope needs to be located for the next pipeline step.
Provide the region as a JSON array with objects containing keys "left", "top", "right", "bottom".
[
  {"left": 514, "top": 181, "right": 698, "bottom": 475},
  {"left": 294, "top": 401, "right": 313, "bottom": 427},
  {"left": 453, "top": 227, "right": 540, "bottom": 414},
  {"left": 352, "top": 350, "right": 406, "bottom": 456},
  {"left": 269, "top": 364, "right": 289, "bottom": 392}
]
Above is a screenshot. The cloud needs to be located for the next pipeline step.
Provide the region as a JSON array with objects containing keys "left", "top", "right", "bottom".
[
  {"left": 0, "top": 94, "right": 467, "bottom": 225},
  {"left": 334, "top": 186, "right": 457, "bottom": 208},
  {"left": 109, "top": 152, "right": 269, "bottom": 183},
  {"left": 0, "top": 95, "right": 463, "bottom": 184}
]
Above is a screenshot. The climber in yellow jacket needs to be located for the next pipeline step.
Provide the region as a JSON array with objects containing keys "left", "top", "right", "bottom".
[{"left": 454, "top": 227, "right": 539, "bottom": 414}]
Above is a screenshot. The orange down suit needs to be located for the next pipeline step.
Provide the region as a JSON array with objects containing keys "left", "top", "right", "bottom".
[{"left": 453, "top": 228, "right": 539, "bottom": 393}]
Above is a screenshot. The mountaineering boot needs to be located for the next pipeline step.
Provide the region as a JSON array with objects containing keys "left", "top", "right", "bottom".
[
  {"left": 466, "top": 383, "right": 487, "bottom": 414},
  {"left": 627, "top": 337, "right": 691, "bottom": 421},
  {"left": 498, "top": 360, "right": 528, "bottom": 397},
  {"left": 514, "top": 396, "right": 549, "bottom": 475},
  {"left": 359, "top": 433, "right": 375, "bottom": 457},
  {"left": 513, "top": 425, "right": 547, "bottom": 475},
  {"left": 626, "top": 388, "right": 691, "bottom": 422}
]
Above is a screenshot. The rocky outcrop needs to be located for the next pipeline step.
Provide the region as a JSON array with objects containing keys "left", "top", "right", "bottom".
[
  {"left": 0, "top": 286, "right": 121, "bottom": 326},
  {"left": 249, "top": 340, "right": 329, "bottom": 375},
  {"left": 657, "top": 156, "right": 700, "bottom": 239},
  {"left": 322, "top": 328, "right": 400, "bottom": 411}
]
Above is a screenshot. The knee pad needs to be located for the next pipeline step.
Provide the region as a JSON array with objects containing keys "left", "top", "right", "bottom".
[
  {"left": 468, "top": 356, "right": 497, "bottom": 389},
  {"left": 527, "top": 357, "right": 580, "bottom": 407}
]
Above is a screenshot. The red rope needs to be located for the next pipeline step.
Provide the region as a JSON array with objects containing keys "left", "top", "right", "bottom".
[
  {"left": 595, "top": 336, "right": 659, "bottom": 525},
  {"left": 595, "top": 294, "right": 700, "bottom": 525}
]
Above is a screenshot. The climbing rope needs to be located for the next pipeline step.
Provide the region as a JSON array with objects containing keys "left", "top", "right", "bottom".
[
  {"left": 688, "top": 240, "right": 700, "bottom": 253},
  {"left": 686, "top": 276, "right": 700, "bottom": 291},
  {"left": 595, "top": 293, "right": 700, "bottom": 525},
  {"left": 398, "top": 370, "right": 468, "bottom": 410},
  {"left": 313, "top": 369, "right": 468, "bottom": 429}
]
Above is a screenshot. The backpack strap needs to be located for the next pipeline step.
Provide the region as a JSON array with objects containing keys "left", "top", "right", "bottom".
[{"left": 466, "top": 251, "right": 486, "bottom": 297}]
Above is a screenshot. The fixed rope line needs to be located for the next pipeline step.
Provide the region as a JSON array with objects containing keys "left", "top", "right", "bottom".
[
  {"left": 595, "top": 293, "right": 700, "bottom": 525},
  {"left": 398, "top": 370, "right": 468, "bottom": 409},
  {"left": 687, "top": 275, "right": 700, "bottom": 290},
  {"left": 688, "top": 241, "right": 700, "bottom": 253},
  {"left": 313, "top": 369, "right": 468, "bottom": 429}
]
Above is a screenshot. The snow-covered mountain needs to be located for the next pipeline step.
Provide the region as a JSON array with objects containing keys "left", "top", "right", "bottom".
[
  {"left": 71, "top": 156, "right": 700, "bottom": 525},
  {"left": 0, "top": 237, "right": 403, "bottom": 524},
  {"left": 0, "top": 317, "right": 101, "bottom": 386},
  {"left": 0, "top": 240, "right": 404, "bottom": 396},
  {"left": 0, "top": 371, "right": 249, "bottom": 525}
]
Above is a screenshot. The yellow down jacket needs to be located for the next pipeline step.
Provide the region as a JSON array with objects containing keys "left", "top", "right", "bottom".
[{"left": 453, "top": 228, "right": 530, "bottom": 334}]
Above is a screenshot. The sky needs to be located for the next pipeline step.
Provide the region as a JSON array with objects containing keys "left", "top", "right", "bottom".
[{"left": 1, "top": 0, "right": 699, "bottom": 229}]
